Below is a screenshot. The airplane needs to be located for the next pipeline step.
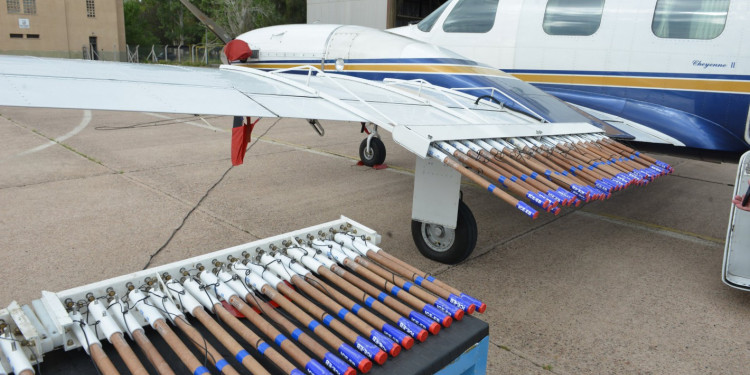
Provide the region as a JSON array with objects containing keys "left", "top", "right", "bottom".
[
  {"left": 0, "top": 9, "right": 674, "bottom": 266},
  {"left": 389, "top": 0, "right": 750, "bottom": 153}
]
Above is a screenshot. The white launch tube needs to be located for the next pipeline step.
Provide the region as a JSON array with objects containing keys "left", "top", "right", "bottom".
[
  {"left": 0, "top": 332, "right": 33, "bottom": 374},
  {"left": 165, "top": 280, "right": 203, "bottom": 315},
  {"left": 87, "top": 300, "right": 122, "bottom": 342},
  {"left": 128, "top": 290, "right": 164, "bottom": 329},
  {"left": 108, "top": 299, "right": 140, "bottom": 338},
  {"left": 181, "top": 278, "right": 217, "bottom": 311},
  {"left": 199, "top": 272, "right": 238, "bottom": 302},
  {"left": 146, "top": 289, "right": 183, "bottom": 322},
  {"left": 69, "top": 311, "right": 99, "bottom": 354}
]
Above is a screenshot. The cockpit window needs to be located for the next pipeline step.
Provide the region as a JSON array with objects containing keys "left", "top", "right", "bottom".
[
  {"left": 418, "top": 1, "right": 451, "bottom": 32},
  {"left": 543, "top": 0, "right": 605, "bottom": 36},
  {"left": 442, "top": 0, "right": 499, "bottom": 33}
]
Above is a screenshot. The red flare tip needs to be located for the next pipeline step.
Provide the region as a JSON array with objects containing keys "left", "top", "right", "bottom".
[
  {"left": 357, "top": 359, "right": 372, "bottom": 373},
  {"left": 401, "top": 336, "right": 414, "bottom": 349},
  {"left": 542, "top": 200, "right": 549, "bottom": 209},
  {"left": 466, "top": 304, "right": 476, "bottom": 314},
  {"left": 373, "top": 350, "right": 387, "bottom": 365},
  {"left": 532, "top": 211, "right": 539, "bottom": 219},
  {"left": 477, "top": 303, "right": 487, "bottom": 313},
  {"left": 453, "top": 309, "right": 464, "bottom": 321},
  {"left": 343, "top": 368, "right": 356, "bottom": 375},
  {"left": 416, "top": 329, "right": 429, "bottom": 342},
  {"left": 389, "top": 344, "right": 402, "bottom": 357},
  {"left": 428, "top": 322, "right": 441, "bottom": 335},
  {"left": 551, "top": 207, "right": 561, "bottom": 216},
  {"left": 574, "top": 199, "right": 582, "bottom": 207},
  {"left": 441, "top": 316, "right": 453, "bottom": 328}
]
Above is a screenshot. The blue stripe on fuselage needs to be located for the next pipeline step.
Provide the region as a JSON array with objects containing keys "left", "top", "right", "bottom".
[{"left": 244, "top": 59, "right": 749, "bottom": 151}]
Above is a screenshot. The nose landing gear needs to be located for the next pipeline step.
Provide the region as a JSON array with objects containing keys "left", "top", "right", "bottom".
[{"left": 359, "top": 123, "right": 386, "bottom": 167}]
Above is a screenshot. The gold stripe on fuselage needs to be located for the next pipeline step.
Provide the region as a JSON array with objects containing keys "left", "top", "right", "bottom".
[
  {"left": 512, "top": 73, "right": 750, "bottom": 94},
  {"left": 240, "top": 62, "right": 511, "bottom": 77}
]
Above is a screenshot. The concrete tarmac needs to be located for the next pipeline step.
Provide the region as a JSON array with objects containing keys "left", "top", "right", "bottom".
[{"left": 1, "top": 107, "right": 748, "bottom": 374}]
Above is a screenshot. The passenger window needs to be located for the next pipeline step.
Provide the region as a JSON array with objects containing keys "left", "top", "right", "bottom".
[
  {"left": 442, "top": 0, "right": 499, "bottom": 33},
  {"left": 652, "top": 0, "right": 729, "bottom": 40},
  {"left": 543, "top": 0, "right": 604, "bottom": 36},
  {"left": 418, "top": 1, "right": 451, "bottom": 32}
]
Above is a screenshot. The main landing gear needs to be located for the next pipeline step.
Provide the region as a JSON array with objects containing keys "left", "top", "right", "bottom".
[
  {"left": 411, "top": 198, "right": 477, "bottom": 264},
  {"left": 356, "top": 123, "right": 478, "bottom": 264}
]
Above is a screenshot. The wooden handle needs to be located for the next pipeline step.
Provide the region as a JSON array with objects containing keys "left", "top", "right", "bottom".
[
  {"left": 356, "top": 257, "right": 437, "bottom": 305},
  {"left": 345, "top": 258, "right": 433, "bottom": 313},
  {"left": 237, "top": 293, "right": 330, "bottom": 360},
  {"left": 110, "top": 332, "right": 149, "bottom": 375},
  {"left": 213, "top": 303, "right": 294, "bottom": 375},
  {"left": 173, "top": 317, "right": 241, "bottom": 375},
  {"left": 133, "top": 328, "right": 175, "bottom": 375},
  {"left": 294, "top": 277, "right": 377, "bottom": 337},
  {"left": 275, "top": 282, "right": 360, "bottom": 342},
  {"left": 193, "top": 307, "right": 275, "bottom": 375},
  {"left": 153, "top": 319, "right": 205, "bottom": 374},
  {"left": 260, "top": 285, "right": 348, "bottom": 348},
  {"left": 88, "top": 343, "right": 120, "bottom": 375},
  {"left": 329, "top": 264, "right": 415, "bottom": 318}
]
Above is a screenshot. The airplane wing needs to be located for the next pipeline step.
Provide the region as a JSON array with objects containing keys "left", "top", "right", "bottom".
[
  {"left": 0, "top": 55, "right": 672, "bottom": 263},
  {"left": 0, "top": 55, "right": 602, "bottom": 157},
  {"left": 0, "top": 55, "right": 360, "bottom": 121}
]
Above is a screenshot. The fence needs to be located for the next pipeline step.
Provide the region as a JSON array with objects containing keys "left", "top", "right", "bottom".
[{"left": 125, "top": 44, "right": 224, "bottom": 65}]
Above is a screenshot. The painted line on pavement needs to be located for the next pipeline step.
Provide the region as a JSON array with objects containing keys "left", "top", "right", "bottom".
[{"left": 17, "top": 110, "right": 92, "bottom": 156}]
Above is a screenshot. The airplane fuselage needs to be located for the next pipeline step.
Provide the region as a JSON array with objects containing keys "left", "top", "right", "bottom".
[
  {"left": 390, "top": 0, "right": 750, "bottom": 152},
  {"left": 235, "top": 24, "right": 615, "bottom": 133}
]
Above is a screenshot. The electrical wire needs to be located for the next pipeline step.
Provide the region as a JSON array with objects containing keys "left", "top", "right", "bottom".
[{"left": 142, "top": 118, "right": 281, "bottom": 270}]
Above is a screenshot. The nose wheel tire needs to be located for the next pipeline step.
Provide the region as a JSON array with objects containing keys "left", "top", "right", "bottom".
[
  {"left": 359, "top": 137, "right": 386, "bottom": 166},
  {"left": 411, "top": 200, "right": 477, "bottom": 264}
]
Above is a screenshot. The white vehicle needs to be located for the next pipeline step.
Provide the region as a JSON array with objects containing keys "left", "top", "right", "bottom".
[
  {"left": 391, "top": 0, "right": 750, "bottom": 152},
  {"left": 724, "top": 152, "right": 750, "bottom": 290}
]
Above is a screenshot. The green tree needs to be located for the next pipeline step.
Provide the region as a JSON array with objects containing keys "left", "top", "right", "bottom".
[
  {"left": 124, "top": 0, "right": 160, "bottom": 46},
  {"left": 124, "top": 0, "right": 307, "bottom": 45}
]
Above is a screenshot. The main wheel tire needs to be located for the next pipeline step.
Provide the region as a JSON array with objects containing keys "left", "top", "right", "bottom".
[
  {"left": 359, "top": 137, "right": 386, "bottom": 166},
  {"left": 411, "top": 200, "right": 478, "bottom": 264}
]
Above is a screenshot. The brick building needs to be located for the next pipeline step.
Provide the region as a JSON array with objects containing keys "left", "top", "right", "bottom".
[{"left": 0, "top": 0, "right": 126, "bottom": 60}]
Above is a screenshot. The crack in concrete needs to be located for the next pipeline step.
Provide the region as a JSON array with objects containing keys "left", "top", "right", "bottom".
[
  {"left": 488, "top": 339, "right": 567, "bottom": 375},
  {"left": 668, "top": 173, "right": 735, "bottom": 187}
]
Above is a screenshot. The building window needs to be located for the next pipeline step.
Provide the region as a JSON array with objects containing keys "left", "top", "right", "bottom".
[
  {"left": 10, "top": 33, "right": 23, "bottom": 38},
  {"left": 86, "top": 0, "right": 95, "bottom": 17},
  {"left": 652, "top": 0, "right": 729, "bottom": 40},
  {"left": 21, "top": 0, "right": 34, "bottom": 14},
  {"left": 543, "top": 0, "right": 605, "bottom": 36},
  {"left": 442, "top": 0, "right": 499, "bottom": 33},
  {"left": 6, "top": 0, "right": 20, "bottom": 13},
  {"left": 26, "top": 33, "right": 39, "bottom": 38}
]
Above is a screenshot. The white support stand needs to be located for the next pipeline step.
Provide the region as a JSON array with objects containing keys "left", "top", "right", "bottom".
[{"left": 412, "top": 156, "right": 461, "bottom": 229}]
